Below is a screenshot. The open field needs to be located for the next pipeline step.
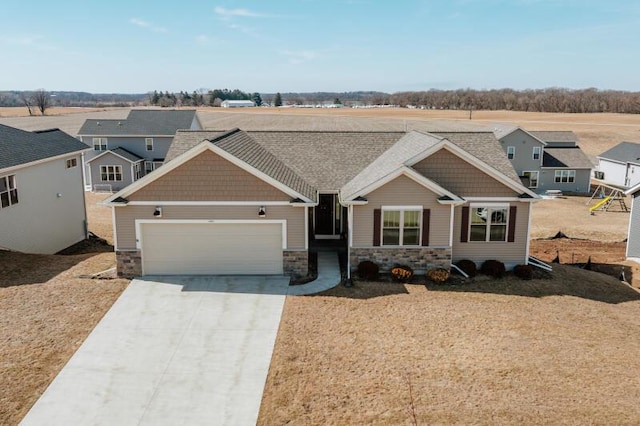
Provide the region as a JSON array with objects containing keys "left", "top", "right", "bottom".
[
  {"left": 259, "top": 266, "right": 640, "bottom": 425},
  {"left": 1, "top": 106, "right": 639, "bottom": 159}
]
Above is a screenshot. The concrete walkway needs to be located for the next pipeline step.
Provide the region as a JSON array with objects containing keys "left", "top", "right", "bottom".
[
  {"left": 20, "top": 276, "right": 289, "bottom": 426},
  {"left": 287, "top": 251, "right": 342, "bottom": 296}
]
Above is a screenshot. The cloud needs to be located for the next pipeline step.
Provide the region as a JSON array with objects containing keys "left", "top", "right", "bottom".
[
  {"left": 214, "top": 6, "right": 265, "bottom": 18},
  {"left": 129, "top": 18, "right": 167, "bottom": 33},
  {"left": 279, "top": 49, "right": 317, "bottom": 64}
]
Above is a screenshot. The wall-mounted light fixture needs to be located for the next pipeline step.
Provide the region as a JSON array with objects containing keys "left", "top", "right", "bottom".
[
  {"left": 153, "top": 207, "right": 163, "bottom": 217},
  {"left": 258, "top": 206, "right": 266, "bottom": 217}
]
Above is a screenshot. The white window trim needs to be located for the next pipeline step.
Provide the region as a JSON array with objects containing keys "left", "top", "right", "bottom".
[
  {"left": 532, "top": 146, "right": 541, "bottom": 160},
  {"left": 93, "top": 137, "right": 107, "bottom": 151},
  {"left": 100, "top": 165, "right": 123, "bottom": 182},
  {"left": 381, "top": 206, "right": 423, "bottom": 247},
  {"left": 145, "top": 138, "right": 154, "bottom": 151},
  {"left": 523, "top": 170, "right": 539, "bottom": 188},
  {"left": 468, "top": 204, "right": 510, "bottom": 243},
  {"left": 554, "top": 169, "right": 576, "bottom": 183},
  {"left": 507, "top": 146, "right": 515, "bottom": 160},
  {"left": 0, "top": 174, "right": 18, "bottom": 209}
]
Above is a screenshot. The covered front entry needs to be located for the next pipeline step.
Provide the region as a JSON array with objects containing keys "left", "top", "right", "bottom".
[
  {"left": 139, "top": 221, "right": 284, "bottom": 275},
  {"left": 313, "top": 193, "right": 346, "bottom": 239}
]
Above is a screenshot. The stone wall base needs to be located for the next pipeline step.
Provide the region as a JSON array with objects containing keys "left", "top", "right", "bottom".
[
  {"left": 283, "top": 250, "right": 309, "bottom": 278},
  {"left": 116, "top": 249, "right": 309, "bottom": 278},
  {"left": 350, "top": 247, "right": 452, "bottom": 274},
  {"left": 116, "top": 250, "right": 142, "bottom": 278}
]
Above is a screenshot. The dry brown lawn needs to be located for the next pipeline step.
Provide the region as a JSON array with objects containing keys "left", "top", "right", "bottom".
[
  {"left": 0, "top": 192, "right": 127, "bottom": 425},
  {"left": 259, "top": 266, "right": 640, "bottom": 425}
]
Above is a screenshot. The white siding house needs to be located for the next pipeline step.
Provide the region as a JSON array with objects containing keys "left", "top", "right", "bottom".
[
  {"left": 0, "top": 125, "right": 89, "bottom": 254},
  {"left": 596, "top": 142, "right": 640, "bottom": 189}
]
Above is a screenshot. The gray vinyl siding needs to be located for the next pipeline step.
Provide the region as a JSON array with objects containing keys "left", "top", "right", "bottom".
[
  {"left": 89, "top": 153, "right": 136, "bottom": 191},
  {"left": 352, "top": 175, "right": 452, "bottom": 247},
  {"left": 0, "top": 155, "right": 86, "bottom": 254},
  {"left": 499, "top": 129, "right": 544, "bottom": 175},
  {"left": 538, "top": 168, "right": 591, "bottom": 194},
  {"left": 628, "top": 193, "right": 640, "bottom": 259},
  {"left": 452, "top": 202, "right": 531, "bottom": 268},
  {"left": 114, "top": 205, "right": 305, "bottom": 250}
]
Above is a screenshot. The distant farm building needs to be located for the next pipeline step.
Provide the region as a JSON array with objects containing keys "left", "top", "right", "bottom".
[{"left": 221, "top": 100, "right": 256, "bottom": 108}]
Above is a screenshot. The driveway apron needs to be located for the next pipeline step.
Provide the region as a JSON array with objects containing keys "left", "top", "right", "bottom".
[{"left": 20, "top": 275, "right": 289, "bottom": 426}]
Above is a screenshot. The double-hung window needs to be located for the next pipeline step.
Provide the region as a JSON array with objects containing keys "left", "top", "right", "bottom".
[
  {"left": 523, "top": 171, "right": 539, "bottom": 188},
  {"left": 0, "top": 175, "right": 18, "bottom": 209},
  {"left": 554, "top": 170, "right": 575, "bottom": 183},
  {"left": 100, "top": 165, "right": 122, "bottom": 181},
  {"left": 93, "top": 137, "right": 107, "bottom": 151},
  {"left": 145, "top": 138, "right": 154, "bottom": 151},
  {"left": 532, "top": 146, "right": 541, "bottom": 160},
  {"left": 507, "top": 146, "right": 515, "bottom": 160},
  {"left": 469, "top": 206, "right": 508, "bottom": 242},
  {"left": 382, "top": 208, "right": 421, "bottom": 246}
]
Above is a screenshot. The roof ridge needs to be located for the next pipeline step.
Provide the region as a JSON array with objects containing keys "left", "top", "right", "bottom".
[
  {"left": 33, "top": 128, "right": 62, "bottom": 134},
  {"left": 206, "top": 128, "right": 242, "bottom": 143}
]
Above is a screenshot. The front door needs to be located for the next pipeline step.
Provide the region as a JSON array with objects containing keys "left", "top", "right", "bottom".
[{"left": 315, "top": 194, "right": 334, "bottom": 235}]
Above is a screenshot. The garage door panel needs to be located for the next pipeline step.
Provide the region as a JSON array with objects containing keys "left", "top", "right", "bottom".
[{"left": 141, "top": 223, "right": 284, "bottom": 275}]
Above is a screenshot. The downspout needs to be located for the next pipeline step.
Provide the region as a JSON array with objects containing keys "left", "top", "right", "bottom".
[
  {"left": 347, "top": 203, "right": 353, "bottom": 283},
  {"left": 525, "top": 202, "right": 532, "bottom": 265}
]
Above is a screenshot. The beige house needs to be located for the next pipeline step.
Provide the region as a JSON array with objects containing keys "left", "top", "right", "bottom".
[{"left": 103, "top": 129, "right": 540, "bottom": 277}]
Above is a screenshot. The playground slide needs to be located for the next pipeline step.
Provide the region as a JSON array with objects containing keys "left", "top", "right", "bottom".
[{"left": 590, "top": 196, "right": 610, "bottom": 212}]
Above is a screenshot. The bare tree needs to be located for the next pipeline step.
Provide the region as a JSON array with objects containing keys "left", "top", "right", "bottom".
[
  {"left": 20, "top": 93, "right": 34, "bottom": 116},
  {"left": 31, "top": 89, "right": 51, "bottom": 115}
]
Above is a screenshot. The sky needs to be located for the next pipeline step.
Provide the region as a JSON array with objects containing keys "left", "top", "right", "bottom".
[{"left": 1, "top": 0, "right": 639, "bottom": 94}]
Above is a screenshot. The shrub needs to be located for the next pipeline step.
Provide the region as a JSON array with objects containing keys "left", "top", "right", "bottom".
[
  {"left": 513, "top": 264, "right": 533, "bottom": 280},
  {"left": 427, "top": 268, "right": 450, "bottom": 284},
  {"left": 455, "top": 259, "right": 477, "bottom": 277},
  {"left": 357, "top": 260, "right": 379, "bottom": 281},
  {"left": 391, "top": 265, "right": 414, "bottom": 283},
  {"left": 480, "top": 260, "right": 506, "bottom": 278}
]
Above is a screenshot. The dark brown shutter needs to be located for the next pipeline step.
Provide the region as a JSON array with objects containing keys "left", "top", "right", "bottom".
[
  {"left": 507, "top": 206, "right": 517, "bottom": 242},
  {"left": 422, "top": 209, "right": 430, "bottom": 246},
  {"left": 373, "top": 209, "right": 381, "bottom": 246},
  {"left": 460, "top": 206, "right": 469, "bottom": 243}
]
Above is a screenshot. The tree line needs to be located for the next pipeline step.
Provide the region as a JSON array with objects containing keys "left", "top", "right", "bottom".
[
  {"left": 2, "top": 88, "right": 640, "bottom": 114},
  {"left": 148, "top": 89, "right": 265, "bottom": 107}
]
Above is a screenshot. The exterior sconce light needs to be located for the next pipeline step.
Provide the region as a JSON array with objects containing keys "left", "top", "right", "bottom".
[
  {"left": 258, "top": 206, "right": 266, "bottom": 217},
  {"left": 153, "top": 207, "right": 162, "bottom": 217}
]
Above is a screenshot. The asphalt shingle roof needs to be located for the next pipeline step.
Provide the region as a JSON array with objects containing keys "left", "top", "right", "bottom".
[
  {"left": 0, "top": 124, "right": 88, "bottom": 170},
  {"left": 543, "top": 148, "right": 594, "bottom": 169},
  {"left": 110, "top": 147, "right": 144, "bottom": 162},
  {"left": 78, "top": 109, "right": 197, "bottom": 136},
  {"left": 598, "top": 141, "right": 640, "bottom": 164},
  {"left": 530, "top": 131, "right": 578, "bottom": 145},
  {"left": 167, "top": 129, "right": 523, "bottom": 201}
]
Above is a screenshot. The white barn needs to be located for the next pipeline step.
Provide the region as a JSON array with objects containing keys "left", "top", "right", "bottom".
[{"left": 221, "top": 100, "right": 256, "bottom": 108}]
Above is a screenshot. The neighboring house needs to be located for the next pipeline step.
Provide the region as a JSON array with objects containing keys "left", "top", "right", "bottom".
[
  {"left": 0, "top": 124, "right": 89, "bottom": 254},
  {"left": 103, "top": 129, "right": 540, "bottom": 278},
  {"left": 221, "top": 100, "right": 255, "bottom": 108},
  {"left": 77, "top": 109, "right": 203, "bottom": 191},
  {"left": 494, "top": 126, "right": 592, "bottom": 194},
  {"left": 626, "top": 183, "right": 640, "bottom": 262},
  {"left": 596, "top": 142, "right": 640, "bottom": 189}
]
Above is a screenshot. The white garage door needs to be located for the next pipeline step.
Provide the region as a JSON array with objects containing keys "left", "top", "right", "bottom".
[{"left": 140, "top": 222, "right": 284, "bottom": 275}]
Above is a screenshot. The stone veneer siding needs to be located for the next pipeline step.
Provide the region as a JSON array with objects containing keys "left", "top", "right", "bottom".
[
  {"left": 283, "top": 250, "right": 309, "bottom": 278},
  {"left": 350, "top": 247, "right": 452, "bottom": 273},
  {"left": 117, "top": 250, "right": 142, "bottom": 277},
  {"left": 116, "top": 249, "right": 308, "bottom": 278}
]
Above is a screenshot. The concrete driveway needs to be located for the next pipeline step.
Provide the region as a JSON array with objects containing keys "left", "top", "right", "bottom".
[{"left": 20, "top": 275, "right": 289, "bottom": 426}]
